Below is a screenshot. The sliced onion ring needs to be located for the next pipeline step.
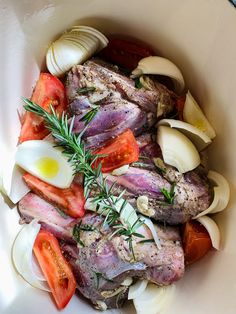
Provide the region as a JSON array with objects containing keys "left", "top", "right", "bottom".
[
  {"left": 157, "top": 119, "right": 212, "bottom": 151},
  {"left": 131, "top": 56, "right": 185, "bottom": 93},
  {"left": 196, "top": 216, "right": 220, "bottom": 250},
  {"left": 12, "top": 219, "right": 50, "bottom": 291},
  {"left": 128, "top": 280, "right": 148, "bottom": 300},
  {"left": 194, "top": 170, "right": 230, "bottom": 218}
]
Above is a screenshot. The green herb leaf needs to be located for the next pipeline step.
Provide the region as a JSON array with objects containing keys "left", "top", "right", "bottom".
[
  {"left": 77, "top": 86, "right": 96, "bottom": 94},
  {"left": 135, "top": 77, "right": 143, "bottom": 89},
  {"left": 161, "top": 183, "right": 176, "bottom": 204},
  {"left": 138, "top": 239, "right": 155, "bottom": 244}
]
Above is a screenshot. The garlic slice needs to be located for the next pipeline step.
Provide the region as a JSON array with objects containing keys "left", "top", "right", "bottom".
[
  {"left": 157, "top": 125, "right": 200, "bottom": 173},
  {"left": 194, "top": 170, "right": 230, "bottom": 218},
  {"left": 111, "top": 164, "right": 129, "bottom": 176},
  {"left": 133, "top": 283, "right": 176, "bottom": 314},
  {"left": 131, "top": 56, "right": 185, "bottom": 93},
  {"left": 157, "top": 119, "right": 212, "bottom": 151},
  {"left": 183, "top": 91, "right": 216, "bottom": 139},
  {"left": 196, "top": 216, "right": 220, "bottom": 250}
]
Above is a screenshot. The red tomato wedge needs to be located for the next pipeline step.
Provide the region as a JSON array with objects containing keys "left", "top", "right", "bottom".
[
  {"left": 19, "top": 73, "right": 67, "bottom": 143},
  {"left": 93, "top": 129, "right": 139, "bottom": 172},
  {"left": 33, "top": 230, "right": 76, "bottom": 309},
  {"left": 99, "top": 37, "right": 154, "bottom": 70},
  {"left": 182, "top": 220, "right": 212, "bottom": 265},
  {"left": 23, "top": 173, "right": 85, "bottom": 218}
]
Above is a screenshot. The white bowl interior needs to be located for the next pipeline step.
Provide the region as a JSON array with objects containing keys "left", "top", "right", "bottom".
[{"left": 0, "top": 0, "right": 236, "bottom": 313}]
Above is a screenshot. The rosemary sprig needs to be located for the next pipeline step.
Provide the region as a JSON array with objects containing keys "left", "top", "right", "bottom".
[
  {"left": 22, "top": 97, "right": 144, "bottom": 258},
  {"left": 161, "top": 183, "right": 176, "bottom": 204}
]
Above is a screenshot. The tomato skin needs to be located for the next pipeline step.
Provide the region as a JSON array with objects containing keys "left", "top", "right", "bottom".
[
  {"left": 93, "top": 129, "right": 139, "bottom": 172},
  {"left": 19, "top": 73, "right": 67, "bottom": 143},
  {"left": 33, "top": 230, "right": 76, "bottom": 309},
  {"left": 23, "top": 173, "right": 85, "bottom": 218},
  {"left": 182, "top": 220, "right": 212, "bottom": 265},
  {"left": 99, "top": 37, "right": 154, "bottom": 70}
]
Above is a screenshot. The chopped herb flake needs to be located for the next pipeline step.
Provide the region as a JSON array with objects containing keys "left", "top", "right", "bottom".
[{"left": 77, "top": 86, "right": 96, "bottom": 94}]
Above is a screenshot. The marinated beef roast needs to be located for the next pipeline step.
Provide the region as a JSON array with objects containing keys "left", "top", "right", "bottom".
[{"left": 18, "top": 194, "right": 184, "bottom": 309}]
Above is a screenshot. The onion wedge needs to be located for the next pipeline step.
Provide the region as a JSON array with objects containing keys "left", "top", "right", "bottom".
[
  {"left": 183, "top": 91, "right": 216, "bottom": 139},
  {"left": 194, "top": 170, "right": 230, "bottom": 218},
  {"left": 196, "top": 216, "right": 221, "bottom": 250},
  {"left": 157, "top": 125, "right": 200, "bottom": 173},
  {"left": 12, "top": 219, "right": 50, "bottom": 291},
  {"left": 0, "top": 150, "right": 30, "bottom": 203},
  {"left": 133, "top": 283, "right": 176, "bottom": 314},
  {"left": 131, "top": 56, "right": 185, "bottom": 93},
  {"left": 128, "top": 280, "right": 148, "bottom": 300},
  {"left": 157, "top": 119, "right": 212, "bottom": 151},
  {"left": 70, "top": 25, "right": 108, "bottom": 50},
  {"left": 46, "top": 25, "right": 108, "bottom": 76}
]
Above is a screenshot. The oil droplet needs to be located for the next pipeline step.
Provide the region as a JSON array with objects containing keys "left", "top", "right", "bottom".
[{"left": 35, "top": 157, "right": 59, "bottom": 178}]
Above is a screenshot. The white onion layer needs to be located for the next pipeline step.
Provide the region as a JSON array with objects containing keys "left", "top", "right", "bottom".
[
  {"left": 157, "top": 125, "right": 200, "bottom": 173},
  {"left": 0, "top": 150, "right": 30, "bottom": 204},
  {"left": 131, "top": 56, "right": 185, "bottom": 93},
  {"left": 140, "top": 215, "right": 161, "bottom": 250},
  {"left": 194, "top": 170, "right": 230, "bottom": 218},
  {"left": 12, "top": 219, "right": 50, "bottom": 291},
  {"left": 157, "top": 119, "right": 212, "bottom": 151},
  {"left": 128, "top": 280, "right": 148, "bottom": 300},
  {"left": 133, "top": 283, "right": 176, "bottom": 314},
  {"left": 183, "top": 91, "right": 216, "bottom": 139},
  {"left": 196, "top": 216, "right": 221, "bottom": 250}
]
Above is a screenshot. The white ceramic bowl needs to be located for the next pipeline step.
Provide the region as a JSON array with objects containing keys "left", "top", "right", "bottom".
[{"left": 0, "top": 1, "right": 236, "bottom": 313}]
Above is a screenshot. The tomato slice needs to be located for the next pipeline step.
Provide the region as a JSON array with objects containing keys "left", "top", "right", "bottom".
[
  {"left": 19, "top": 73, "right": 68, "bottom": 143},
  {"left": 93, "top": 129, "right": 139, "bottom": 173},
  {"left": 182, "top": 220, "right": 212, "bottom": 265},
  {"left": 33, "top": 230, "right": 76, "bottom": 309},
  {"left": 23, "top": 173, "right": 85, "bottom": 218},
  {"left": 99, "top": 37, "right": 154, "bottom": 70}
]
